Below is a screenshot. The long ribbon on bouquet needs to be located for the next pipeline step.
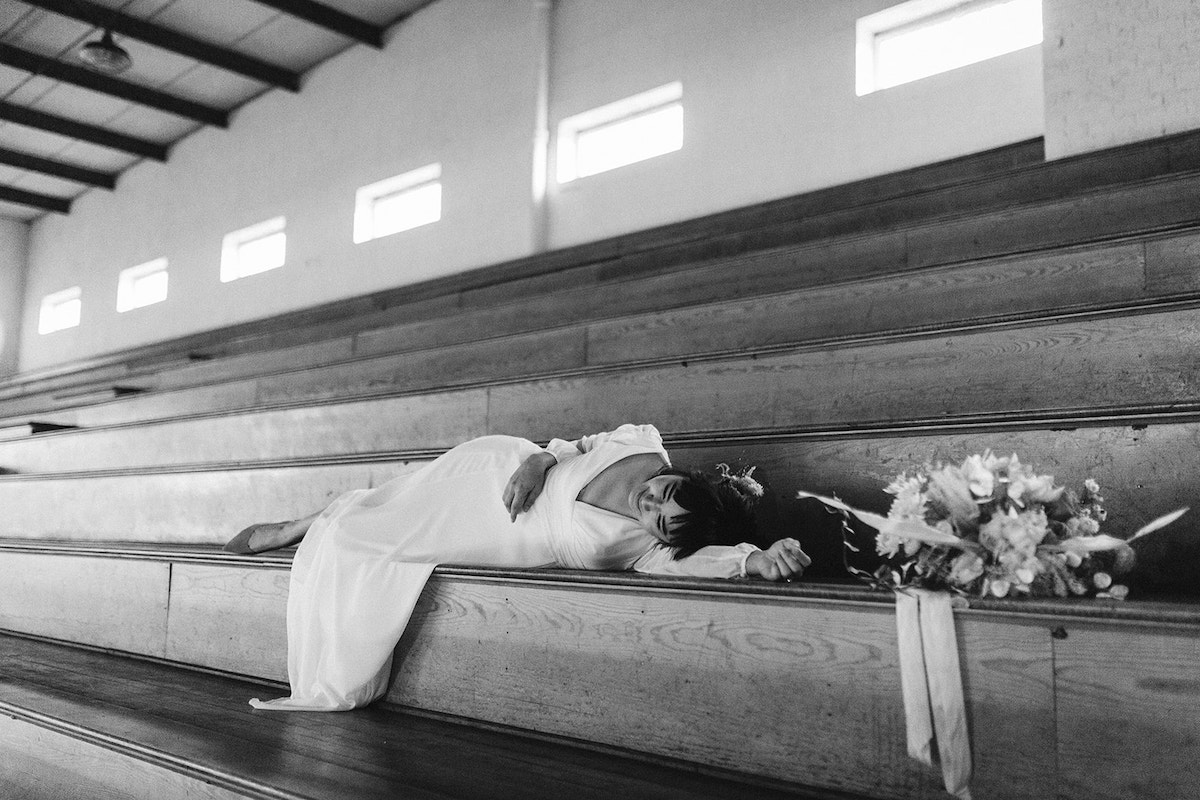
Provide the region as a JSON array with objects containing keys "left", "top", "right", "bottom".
[{"left": 895, "top": 588, "right": 972, "bottom": 800}]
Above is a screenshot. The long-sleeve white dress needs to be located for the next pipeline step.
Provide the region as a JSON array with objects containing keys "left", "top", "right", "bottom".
[{"left": 250, "top": 424, "right": 759, "bottom": 711}]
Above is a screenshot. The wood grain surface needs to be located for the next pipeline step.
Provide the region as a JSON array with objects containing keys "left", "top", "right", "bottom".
[
  {"left": 0, "top": 554, "right": 169, "bottom": 655},
  {"left": 0, "top": 714, "right": 248, "bottom": 800},
  {"left": 1053, "top": 624, "right": 1200, "bottom": 800}
]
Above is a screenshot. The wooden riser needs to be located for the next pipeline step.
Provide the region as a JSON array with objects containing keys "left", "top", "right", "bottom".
[
  {"left": 0, "top": 550, "right": 1196, "bottom": 800},
  {"left": 0, "top": 462, "right": 417, "bottom": 542},
  {"left": 4, "top": 297, "right": 1200, "bottom": 477},
  {"left": 0, "top": 421, "right": 1196, "bottom": 546}
]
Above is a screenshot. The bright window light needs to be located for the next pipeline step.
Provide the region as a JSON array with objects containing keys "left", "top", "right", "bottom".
[
  {"left": 856, "top": 0, "right": 1043, "bottom": 96},
  {"left": 38, "top": 286, "right": 81, "bottom": 335},
  {"left": 353, "top": 163, "right": 441, "bottom": 244},
  {"left": 221, "top": 216, "right": 286, "bottom": 282},
  {"left": 117, "top": 258, "right": 168, "bottom": 312},
  {"left": 557, "top": 82, "right": 683, "bottom": 183}
]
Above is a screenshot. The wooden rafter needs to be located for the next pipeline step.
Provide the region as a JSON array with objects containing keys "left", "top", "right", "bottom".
[
  {"left": 0, "top": 185, "right": 70, "bottom": 214},
  {"left": 0, "top": 146, "right": 116, "bottom": 188},
  {"left": 0, "top": 42, "right": 229, "bottom": 127},
  {"left": 21, "top": 0, "right": 301, "bottom": 91},
  {"left": 250, "top": 0, "right": 385, "bottom": 47},
  {"left": 0, "top": 101, "right": 168, "bottom": 161}
]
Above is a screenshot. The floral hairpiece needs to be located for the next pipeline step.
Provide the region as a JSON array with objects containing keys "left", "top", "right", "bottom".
[{"left": 716, "top": 462, "right": 764, "bottom": 499}]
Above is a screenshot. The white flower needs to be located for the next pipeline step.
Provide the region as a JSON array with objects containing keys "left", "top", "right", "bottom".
[
  {"left": 948, "top": 551, "right": 985, "bottom": 585},
  {"left": 990, "top": 579, "right": 1012, "bottom": 597},
  {"left": 961, "top": 454, "right": 995, "bottom": 498},
  {"left": 1084, "top": 478, "right": 1100, "bottom": 495},
  {"left": 1093, "top": 572, "right": 1112, "bottom": 590},
  {"left": 876, "top": 532, "right": 903, "bottom": 559}
]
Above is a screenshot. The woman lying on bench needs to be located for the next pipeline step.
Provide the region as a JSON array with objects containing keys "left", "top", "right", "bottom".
[{"left": 225, "top": 423, "right": 809, "bottom": 711}]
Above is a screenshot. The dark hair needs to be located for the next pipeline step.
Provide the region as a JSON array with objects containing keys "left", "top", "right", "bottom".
[{"left": 657, "top": 466, "right": 762, "bottom": 559}]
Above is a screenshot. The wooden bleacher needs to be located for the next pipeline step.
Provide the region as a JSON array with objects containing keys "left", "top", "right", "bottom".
[{"left": 2, "top": 132, "right": 1200, "bottom": 798}]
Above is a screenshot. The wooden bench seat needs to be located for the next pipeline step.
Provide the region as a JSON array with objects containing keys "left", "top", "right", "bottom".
[
  {"left": 0, "top": 632, "right": 820, "bottom": 800},
  {"left": 1, "top": 540, "right": 1197, "bottom": 800}
]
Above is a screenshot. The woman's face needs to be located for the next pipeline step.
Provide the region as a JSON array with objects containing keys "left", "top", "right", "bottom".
[{"left": 628, "top": 474, "right": 687, "bottom": 544}]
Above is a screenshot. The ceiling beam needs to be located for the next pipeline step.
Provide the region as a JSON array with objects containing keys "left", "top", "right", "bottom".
[
  {"left": 21, "top": 0, "right": 301, "bottom": 91},
  {"left": 0, "top": 146, "right": 116, "bottom": 189},
  {"left": 0, "top": 42, "right": 228, "bottom": 127},
  {"left": 0, "top": 101, "right": 168, "bottom": 161},
  {"left": 250, "top": 0, "right": 384, "bottom": 47},
  {"left": 0, "top": 185, "right": 71, "bottom": 214}
]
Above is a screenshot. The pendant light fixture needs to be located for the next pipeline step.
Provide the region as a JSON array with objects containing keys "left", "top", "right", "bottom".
[{"left": 78, "top": 30, "right": 132, "bottom": 74}]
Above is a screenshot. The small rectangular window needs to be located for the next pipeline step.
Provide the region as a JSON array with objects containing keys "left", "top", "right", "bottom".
[
  {"left": 856, "top": 0, "right": 1043, "bottom": 96},
  {"left": 117, "top": 258, "right": 168, "bottom": 312},
  {"left": 557, "top": 82, "right": 683, "bottom": 183},
  {"left": 353, "top": 163, "right": 441, "bottom": 244},
  {"left": 38, "top": 286, "right": 81, "bottom": 334},
  {"left": 221, "top": 216, "right": 286, "bottom": 282}
]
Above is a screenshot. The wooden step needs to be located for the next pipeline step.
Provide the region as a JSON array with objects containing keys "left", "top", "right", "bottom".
[
  {"left": 3, "top": 133, "right": 1199, "bottom": 426},
  {"left": 1, "top": 544, "right": 1197, "bottom": 800},
  {"left": 2, "top": 416, "right": 1198, "bottom": 549},
  {"left": 5, "top": 299, "right": 1200, "bottom": 477},
  {"left": 0, "top": 633, "right": 817, "bottom": 800}
]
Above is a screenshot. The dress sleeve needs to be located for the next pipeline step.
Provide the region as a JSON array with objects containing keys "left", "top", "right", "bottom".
[
  {"left": 631, "top": 542, "right": 760, "bottom": 579},
  {"left": 544, "top": 424, "right": 664, "bottom": 464}
]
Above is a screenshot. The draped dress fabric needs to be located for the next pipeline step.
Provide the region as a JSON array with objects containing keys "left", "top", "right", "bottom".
[{"left": 251, "top": 424, "right": 758, "bottom": 711}]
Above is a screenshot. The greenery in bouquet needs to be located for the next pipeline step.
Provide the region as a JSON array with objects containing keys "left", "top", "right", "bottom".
[{"left": 849, "top": 453, "right": 1167, "bottom": 600}]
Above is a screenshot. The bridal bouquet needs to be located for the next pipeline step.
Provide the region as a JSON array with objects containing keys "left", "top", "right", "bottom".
[{"left": 800, "top": 452, "right": 1187, "bottom": 600}]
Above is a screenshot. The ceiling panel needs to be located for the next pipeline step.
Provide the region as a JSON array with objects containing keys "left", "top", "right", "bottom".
[
  {"left": 235, "top": 16, "right": 349, "bottom": 72},
  {"left": 26, "top": 82, "right": 133, "bottom": 127},
  {"left": 102, "top": 103, "right": 199, "bottom": 141},
  {"left": 0, "top": 0, "right": 415, "bottom": 219},
  {"left": 149, "top": 0, "right": 279, "bottom": 48},
  {"left": 160, "top": 63, "right": 264, "bottom": 108},
  {"left": 11, "top": 170, "right": 82, "bottom": 197},
  {"left": 56, "top": 140, "right": 140, "bottom": 172}
]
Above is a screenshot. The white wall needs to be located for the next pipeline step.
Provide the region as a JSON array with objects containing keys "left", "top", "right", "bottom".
[
  {"left": 547, "top": 0, "right": 1044, "bottom": 246},
  {"left": 1043, "top": 0, "right": 1200, "bottom": 159},
  {"left": 0, "top": 219, "right": 29, "bottom": 377},
  {"left": 19, "top": 0, "right": 1046, "bottom": 373}
]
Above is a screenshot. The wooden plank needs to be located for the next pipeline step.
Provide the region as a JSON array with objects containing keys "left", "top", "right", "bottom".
[
  {"left": 667, "top": 421, "right": 1200, "bottom": 567},
  {"left": 0, "top": 714, "right": 247, "bottom": 800},
  {"left": 0, "top": 390, "right": 486, "bottom": 473},
  {"left": 0, "top": 554, "right": 169, "bottom": 654},
  {"left": 166, "top": 564, "right": 289, "bottom": 681},
  {"left": 1054, "top": 624, "right": 1200, "bottom": 800},
  {"left": 0, "top": 462, "right": 422, "bottom": 542},
  {"left": 487, "top": 307, "right": 1200, "bottom": 440},
  {"left": 956, "top": 618, "right": 1056, "bottom": 800},
  {"left": 255, "top": 327, "right": 586, "bottom": 405},
  {"left": 1145, "top": 228, "right": 1200, "bottom": 295},
  {"left": 390, "top": 580, "right": 1055, "bottom": 798},
  {"left": 908, "top": 174, "right": 1200, "bottom": 269},
  {"left": 587, "top": 242, "right": 1145, "bottom": 364},
  {"left": 151, "top": 336, "right": 355, "bottom": 390},
  {"left": 0, "top": 633, "right": 837, "bottom": 800}
]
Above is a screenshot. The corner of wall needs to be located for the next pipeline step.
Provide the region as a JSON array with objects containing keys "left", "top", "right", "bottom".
[{"left": 0, "top": 218, "right": 30, "bottom": 379}]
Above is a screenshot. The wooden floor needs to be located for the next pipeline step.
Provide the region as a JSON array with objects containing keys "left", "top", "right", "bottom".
[{"left": 0, "top": 633, "right": 856, "bottom": 800}]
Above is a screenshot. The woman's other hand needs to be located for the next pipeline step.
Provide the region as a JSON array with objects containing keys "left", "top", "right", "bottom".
[
  {"left": 503, "top": 452, "right": 558, "bottom": 521},
  {"left": 746, "top": 538, "right": 812, "bottom": 581}
]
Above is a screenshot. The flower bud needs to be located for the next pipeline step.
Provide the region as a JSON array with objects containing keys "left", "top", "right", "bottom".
[{"left": 1093, "top": 572, "right": 1112, "bottom": 590}]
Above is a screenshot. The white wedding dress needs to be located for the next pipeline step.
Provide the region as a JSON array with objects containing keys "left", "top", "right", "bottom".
[{"left": 251, "top": 424, "right": 758, "bottom": 711}]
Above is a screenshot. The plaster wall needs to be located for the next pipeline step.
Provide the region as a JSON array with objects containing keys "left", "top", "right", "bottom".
[
  {"left": 0, "top": 219, "right": 28, "bottom": 378},
  {"left": 1043, "top": 0, "right": 1200, "bottom": 159},
  {"left": 19, "top": 0, "right": 1045, "bottom": 373},
  {"left": 547, "top": 0, "right": 1045, "bottom": 246}
]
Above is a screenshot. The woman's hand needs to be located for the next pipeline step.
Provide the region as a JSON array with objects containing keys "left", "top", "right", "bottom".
[
  {"left": 502, "top": 452, "right": 558, "bottom": 521},
  {"left": 746, "top": 538, "right": 812, "bottom": 581}
]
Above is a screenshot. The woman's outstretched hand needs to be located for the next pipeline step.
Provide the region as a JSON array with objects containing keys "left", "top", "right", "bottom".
[
  {"left": 503, "top": 452, "right": 558, "bottom": 521},
  {"left": 746, "top": 538, "right": 812, "bottom": 581}
]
